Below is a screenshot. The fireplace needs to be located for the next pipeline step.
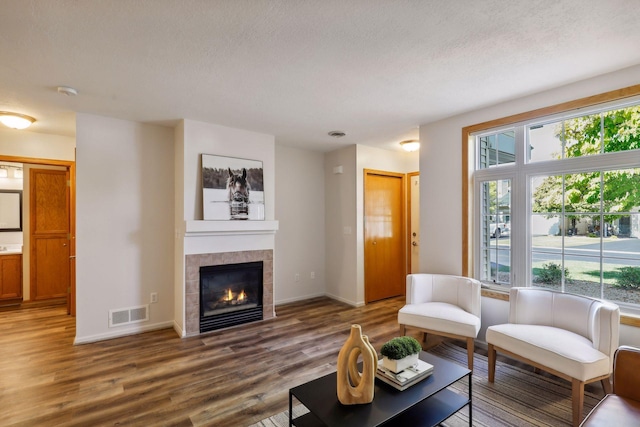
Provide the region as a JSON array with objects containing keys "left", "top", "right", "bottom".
[
  {"left": 199, "top": 261, "right": 263, "bottom": 333},
  {"left": 185, "top": 249, "right": 274, "bottom": 336}
]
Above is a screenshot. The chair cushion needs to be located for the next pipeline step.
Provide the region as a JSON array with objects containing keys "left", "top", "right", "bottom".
[
  {"left": 487, "top": 324, "right": 610, "bottom": 381},
  {"left": 580, "top": 394, "right": 640, "bottom": 427},
  {"left": 398, "top": 302, "right": 480, "bottom": 338}
]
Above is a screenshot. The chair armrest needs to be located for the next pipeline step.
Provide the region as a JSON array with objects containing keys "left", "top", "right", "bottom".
[
  {"left": 614, "top": 346, "right": 640, "bottom": 401},
  {"left": 405, "top": 274, "right": 481, "bottom": 317}
]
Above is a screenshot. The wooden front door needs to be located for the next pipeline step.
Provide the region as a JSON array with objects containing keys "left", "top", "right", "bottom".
[
  {"left": 30, "top": 168, "right": 70, "bottom": 301},
  {"left": 364, "top": 169, "right": 406, "bottom": 303}
]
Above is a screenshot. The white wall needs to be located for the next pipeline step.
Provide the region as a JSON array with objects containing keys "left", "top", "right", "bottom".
[
  {"left": 173, "top": 122, "right": 186, "bottom": 333},
  {"left": 0, "top": 127, "right": 75, "bottom": 161},
  {"left": 419, "top": 64, "right": 640, "bottom": 346},
  {"left": 181, "top": 119, "right": 276, "bottom": 222},
  {"left": 325, "top": 146, "right": 358, "bottom": 304},
  {"left": 620, "top": 324, "right": 640, "bottom": 348},
  {"left": 325, "top": 144, "right": 418, "bottom": 306},
  {"left": 75, "top": 114, "right": 175, "bottom": 343},
  {"left": 274, "top": 145, "right": 326, "bottom": 304}
]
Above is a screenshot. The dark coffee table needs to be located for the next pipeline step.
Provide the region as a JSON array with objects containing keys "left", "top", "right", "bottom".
[{"left": 289, "top": 351, "right": 471, "bottom": 426}]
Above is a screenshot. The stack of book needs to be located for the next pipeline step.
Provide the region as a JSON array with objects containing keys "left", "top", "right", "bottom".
[{"left": 375, "top": 358, "right": 434, "bottom": 391}]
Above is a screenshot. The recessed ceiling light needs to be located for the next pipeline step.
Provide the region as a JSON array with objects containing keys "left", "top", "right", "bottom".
[
  {"left": 328, "top": 131, "right": 346, "bottom": 138},
  {"left": 0, "top": 112, "right": 36, "bottom": 130}
]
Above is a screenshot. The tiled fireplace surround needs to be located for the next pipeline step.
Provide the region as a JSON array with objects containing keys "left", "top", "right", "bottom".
[{"left": 185, "top": 249, "right": 274, "bottom": 336}]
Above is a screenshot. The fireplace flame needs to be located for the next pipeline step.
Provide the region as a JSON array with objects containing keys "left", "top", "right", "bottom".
[{"left": 221, "top": 289, "right": 247, "bottom": 304}]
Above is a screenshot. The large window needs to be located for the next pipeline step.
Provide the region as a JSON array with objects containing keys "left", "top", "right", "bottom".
[
  {"left": 471, "top": 98, "right": 640, "bottom": 311},
  {"left": 479, "top": 179, "right": 512, "bottom": 284}
]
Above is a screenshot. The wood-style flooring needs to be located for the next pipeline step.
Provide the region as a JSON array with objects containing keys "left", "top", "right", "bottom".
[{"left": 1, "top": 296, "right": 419, "bottom": 426}]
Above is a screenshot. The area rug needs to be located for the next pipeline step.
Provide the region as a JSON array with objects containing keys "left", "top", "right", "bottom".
[{"left": 249, "top": 341, "right": 603, "bottom": 427}]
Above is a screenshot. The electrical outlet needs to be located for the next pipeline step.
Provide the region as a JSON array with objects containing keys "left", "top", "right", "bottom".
[
  {"left": 150, "top": 292, "right": 158, "bottom": 304},
  {"left": 294, "top": 273, "right": 300, "bottom": 282},
  {"left": 310, "top": 271, "right": 315, "bottom": 279}
]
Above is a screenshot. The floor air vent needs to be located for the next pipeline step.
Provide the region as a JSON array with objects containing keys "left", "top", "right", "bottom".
[{"left": 109, "top": 305, "right": 149, "bottom": 327}]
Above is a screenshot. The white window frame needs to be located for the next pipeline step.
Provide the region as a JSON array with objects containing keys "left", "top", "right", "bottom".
[{"left": 469, "top": 95, "right": 640, "bottom": 314}]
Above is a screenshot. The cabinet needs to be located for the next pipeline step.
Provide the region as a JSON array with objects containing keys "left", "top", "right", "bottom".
[{"left": 0, "top": 254, "right": 22, "bottom": 302}]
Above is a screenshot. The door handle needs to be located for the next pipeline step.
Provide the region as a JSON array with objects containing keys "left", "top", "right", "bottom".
[{"left": 69, "top": 256, "right": 76, "bottom": 259}]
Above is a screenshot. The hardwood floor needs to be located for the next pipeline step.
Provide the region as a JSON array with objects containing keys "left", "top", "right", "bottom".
[{"left": 0, "top": 296, "right": 416, "bottom": 426}]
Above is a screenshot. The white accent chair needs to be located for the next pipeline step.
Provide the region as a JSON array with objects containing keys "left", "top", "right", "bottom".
[
  {"left": 398, "top": 274, "right": 482, "bottom": 370},
  {"left": 486, "top": 287, "right": 620, "bottom": 427}
]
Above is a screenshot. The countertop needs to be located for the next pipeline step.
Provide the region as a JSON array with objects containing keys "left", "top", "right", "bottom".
[{"left": 0, "top": 246, "right": 23, "bottom": 255}]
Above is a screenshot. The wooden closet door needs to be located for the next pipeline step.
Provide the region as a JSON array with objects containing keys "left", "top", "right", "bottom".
[
  {"left": 364, "top": 169, "right": 406, "bottom": 303},
  {"left": 30, "top": 169, "right": 70, "bottom": 300}
]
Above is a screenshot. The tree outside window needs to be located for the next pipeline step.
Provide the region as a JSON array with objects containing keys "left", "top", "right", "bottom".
[
  {"left": 530, "top": 106, "right": 640, "bottom": 304},
  {"left": 470, "top": 87, "right": 640, "bottom": 314}
]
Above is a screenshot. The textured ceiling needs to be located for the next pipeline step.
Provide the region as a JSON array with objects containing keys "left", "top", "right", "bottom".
[{"left": 1, "top": 0, "right": 640, "bottom": 152}]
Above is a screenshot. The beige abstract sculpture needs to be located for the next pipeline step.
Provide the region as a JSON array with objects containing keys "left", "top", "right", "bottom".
[{"left": 337, "top": 324, "right": 376, "bottom": 405}]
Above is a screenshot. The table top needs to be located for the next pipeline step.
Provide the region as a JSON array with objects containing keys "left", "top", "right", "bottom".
[{"left": 289, "top": 351, "right": 471, "bottom": 427}]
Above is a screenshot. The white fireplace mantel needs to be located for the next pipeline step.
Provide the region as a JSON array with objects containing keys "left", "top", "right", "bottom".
[{"left": 184, "top": 220, "right": 279, "bottom": 236}]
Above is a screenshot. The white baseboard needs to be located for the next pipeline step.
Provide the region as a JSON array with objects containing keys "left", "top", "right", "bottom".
[
  {"left": 323, "top": 292, "right": 363, "bottom": 307},
  {"left": 275, "top": 292, "right": 364, "bottom": 307},
  {"left": 173, "top": 320, "right": 185, "bottom": 338},
  {"left": 73, "top": 321, "right": 175, "bottom": 345},
  {"left": 275, "top": 292, "right": 326, "bottom": 305}
]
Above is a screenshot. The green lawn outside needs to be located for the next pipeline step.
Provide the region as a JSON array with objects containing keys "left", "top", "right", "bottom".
[
  {"left": 532, "top": 259, "right": 618, "bottom": 285},
  {"left": 494, "top": 234, "right": 640, "bottom": 287}
]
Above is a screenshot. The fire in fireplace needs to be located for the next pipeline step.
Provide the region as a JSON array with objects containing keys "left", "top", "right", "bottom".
[{"left": 199, "top": 261, "right": 263, "bottom": 333}]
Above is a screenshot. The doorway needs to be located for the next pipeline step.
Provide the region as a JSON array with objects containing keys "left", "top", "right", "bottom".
[
  {"left": 364, "top": 169, "right": 406, "bottom": 303},
  {"left": 0, "top": 155, "right": 75, "bottom": 315},
  {"left": 408, "top": 172, "right": 420, "bottom": 273},
  {"left": 30, "top": 168, "right": 70, "bottom": 302}
]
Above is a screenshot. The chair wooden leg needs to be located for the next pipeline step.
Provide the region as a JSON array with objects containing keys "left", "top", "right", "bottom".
[
  {"left": 601, "top": 377, "right": 612, "bottom": 394},
  {"left": 399, "top": 324, "right": 406, "bottom": 335},
  {"left": 488, "top": 344, "right": 496, "bottom": 383},
  {"left": 422, "top": 331, "right": 427, "bottom": 343},
  {"left": 572, "top": 378, "right": 584, "bottom": 427},
  {"left": 466, "top": 337, "right": 474, "bottom": 371}
]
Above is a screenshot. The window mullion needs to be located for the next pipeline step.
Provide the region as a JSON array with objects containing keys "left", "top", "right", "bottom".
[{"left": 512, "top": 126, "right": 526, "bottom": 287}]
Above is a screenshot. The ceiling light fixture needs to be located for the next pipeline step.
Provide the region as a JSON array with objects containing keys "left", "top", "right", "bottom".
[
  {"left": 57, "top": 86, "right": 78, "bottom": 96},
  {"left": 400, "top": 139, "right": 420, "bottom": 152},
  {"left": 328, "top": 131, "right": 346, "bottom": 138},
  {"left": 0, "top": 112, "right": 36, "bottom": 130}
]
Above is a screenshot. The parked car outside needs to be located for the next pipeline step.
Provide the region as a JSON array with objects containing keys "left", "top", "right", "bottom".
[{"left": 490, "top": 223, "right": 510, "bottom": 238}]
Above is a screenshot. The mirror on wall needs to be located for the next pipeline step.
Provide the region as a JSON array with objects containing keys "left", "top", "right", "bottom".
[{"left": 0, "top": 190, "right": 22, "bottom": 231}]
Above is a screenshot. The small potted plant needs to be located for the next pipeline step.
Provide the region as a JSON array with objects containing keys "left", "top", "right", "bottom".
[{"left": 380, "top": 336, "right": 422, "bottom": 373}]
